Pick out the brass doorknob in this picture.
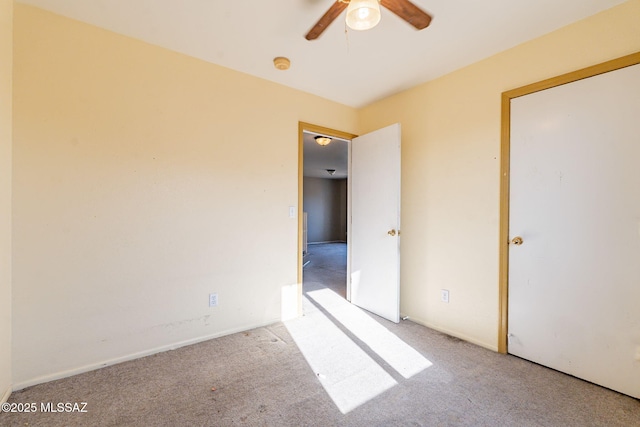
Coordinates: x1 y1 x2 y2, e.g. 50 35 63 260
388 229 397 236
511 236 523 245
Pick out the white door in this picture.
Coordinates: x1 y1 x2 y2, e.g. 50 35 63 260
350 123 401 323
508 63 640 398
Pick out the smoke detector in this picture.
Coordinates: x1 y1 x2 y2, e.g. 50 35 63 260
273 57 291 70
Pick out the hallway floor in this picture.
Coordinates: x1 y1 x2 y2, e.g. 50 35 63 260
303 242 347 299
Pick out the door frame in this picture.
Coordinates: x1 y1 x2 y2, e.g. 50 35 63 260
497 51 640 353
297 122 357 316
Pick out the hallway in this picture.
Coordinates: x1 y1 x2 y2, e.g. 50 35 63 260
303 242 347 299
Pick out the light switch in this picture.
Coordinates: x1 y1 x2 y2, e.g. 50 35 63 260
289 206 296 218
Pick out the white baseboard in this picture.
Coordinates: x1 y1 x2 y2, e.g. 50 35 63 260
406 315 498 352
308 240 346 245
1 384 11 404
13 319 280 391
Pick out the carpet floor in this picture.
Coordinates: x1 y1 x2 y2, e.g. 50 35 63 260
2 243 638 426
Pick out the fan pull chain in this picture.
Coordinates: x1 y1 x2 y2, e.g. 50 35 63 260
344 21 350 52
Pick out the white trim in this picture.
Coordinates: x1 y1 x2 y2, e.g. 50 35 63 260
1 385 11 404
346 137 352 302
13 319 280 391
408 315 498 352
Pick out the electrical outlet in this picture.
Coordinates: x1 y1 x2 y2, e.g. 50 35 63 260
209 293 218 307
441 289 450 303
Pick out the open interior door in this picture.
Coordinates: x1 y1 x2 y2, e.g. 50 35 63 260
350 123 401 323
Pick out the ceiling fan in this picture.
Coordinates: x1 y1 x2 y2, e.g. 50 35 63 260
305 0 432 41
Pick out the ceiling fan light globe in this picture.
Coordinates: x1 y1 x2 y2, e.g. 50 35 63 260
346 0 381 31
357 8 371 20
315 136 332 146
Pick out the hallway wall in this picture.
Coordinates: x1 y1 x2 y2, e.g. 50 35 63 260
303 178 347 243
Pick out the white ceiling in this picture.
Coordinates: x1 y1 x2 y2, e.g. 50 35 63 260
18 0 627 108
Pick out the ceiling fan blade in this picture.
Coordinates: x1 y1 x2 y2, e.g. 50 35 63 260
380 0 432 30
305 1 348 40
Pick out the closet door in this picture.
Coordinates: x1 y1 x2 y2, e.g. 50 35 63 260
508 63 640 398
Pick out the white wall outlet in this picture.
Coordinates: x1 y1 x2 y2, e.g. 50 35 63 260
209 293 218 307
289 206 296 218
441 289 450 303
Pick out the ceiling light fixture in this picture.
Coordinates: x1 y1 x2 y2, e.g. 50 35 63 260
315 136 332 146
345 0 382 31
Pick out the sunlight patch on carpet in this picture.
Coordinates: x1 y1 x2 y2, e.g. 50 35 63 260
307 288 433 379
285 289 434 413
285 295 397 414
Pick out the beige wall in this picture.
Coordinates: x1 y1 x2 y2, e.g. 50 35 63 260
0 0 13 402
359 0 640 350
303 178 347 243
12 4 358 387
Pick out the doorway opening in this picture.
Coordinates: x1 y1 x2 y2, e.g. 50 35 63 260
298 123 356 314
